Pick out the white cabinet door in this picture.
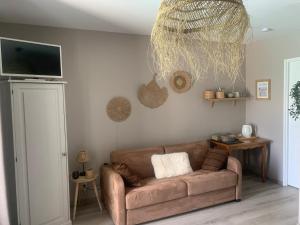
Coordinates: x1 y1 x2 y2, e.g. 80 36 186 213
12 83 70 225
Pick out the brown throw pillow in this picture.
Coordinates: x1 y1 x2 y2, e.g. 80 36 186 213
201 149 228 171
112 163 142 187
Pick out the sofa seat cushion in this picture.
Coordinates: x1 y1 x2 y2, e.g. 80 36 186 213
182 170 237 196
125 179 187 210
139 169 211 185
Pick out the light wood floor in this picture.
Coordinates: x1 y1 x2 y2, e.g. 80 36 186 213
73 176 299 225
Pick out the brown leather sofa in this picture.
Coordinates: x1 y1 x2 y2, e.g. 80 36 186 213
100 141 242 225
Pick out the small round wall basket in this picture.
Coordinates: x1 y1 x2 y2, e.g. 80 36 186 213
106 97 131 122
169 71 192 93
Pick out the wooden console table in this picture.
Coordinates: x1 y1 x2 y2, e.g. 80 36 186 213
209 138 271 182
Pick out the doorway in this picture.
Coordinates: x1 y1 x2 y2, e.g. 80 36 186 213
284 57 300 188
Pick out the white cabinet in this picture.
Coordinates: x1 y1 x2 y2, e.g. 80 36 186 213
1 80 71 225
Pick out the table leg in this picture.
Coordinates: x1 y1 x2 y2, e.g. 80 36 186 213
243 151 247 169
77 185 82 206
73 183 79 220
261 144 268 182
259 148 263 182
265 144 269 175
247 151 250 167
92 180 103 213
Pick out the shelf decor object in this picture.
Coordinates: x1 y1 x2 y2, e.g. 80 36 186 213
216 90 225 99
106 97 131 122
242 124 253 138
256 79 271 100
85 168 95 179
203 90 215 99
138 74 168 108
151 0 250 82
77 150 89 176
72 171 80 179
169 71 192 93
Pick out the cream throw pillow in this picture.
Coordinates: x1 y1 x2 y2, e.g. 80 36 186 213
151 152 193 179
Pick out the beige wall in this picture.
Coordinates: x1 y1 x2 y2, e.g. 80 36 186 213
0 22 246 195
246 34 300 183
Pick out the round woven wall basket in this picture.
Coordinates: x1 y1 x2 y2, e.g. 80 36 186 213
169 71 192 93
106 97 131 122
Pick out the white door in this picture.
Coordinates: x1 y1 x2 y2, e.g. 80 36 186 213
287 58 300 188
12 83 70 225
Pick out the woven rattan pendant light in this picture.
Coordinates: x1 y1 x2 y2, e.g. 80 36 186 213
151 0 250 82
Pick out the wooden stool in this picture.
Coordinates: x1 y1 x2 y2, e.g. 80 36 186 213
72 174 102 220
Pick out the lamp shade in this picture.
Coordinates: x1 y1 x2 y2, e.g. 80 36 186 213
151 0 250 82
77 150 89 163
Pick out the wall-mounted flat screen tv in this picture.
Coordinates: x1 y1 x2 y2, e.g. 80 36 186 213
0 37 63 78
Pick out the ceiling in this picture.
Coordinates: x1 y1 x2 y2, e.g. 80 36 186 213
0 0 300 41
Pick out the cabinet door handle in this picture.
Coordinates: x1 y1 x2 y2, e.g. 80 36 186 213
62 153 67 157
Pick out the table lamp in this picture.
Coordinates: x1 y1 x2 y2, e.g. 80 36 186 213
77 150 89 176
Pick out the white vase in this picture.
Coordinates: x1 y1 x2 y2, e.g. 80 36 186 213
242 124 252 138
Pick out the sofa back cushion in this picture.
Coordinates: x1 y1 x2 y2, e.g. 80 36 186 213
164 141 209 171
111 146 164 178
111 163 142 187
201 149 229 171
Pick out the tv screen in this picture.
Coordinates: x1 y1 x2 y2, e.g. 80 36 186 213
0 38 62 78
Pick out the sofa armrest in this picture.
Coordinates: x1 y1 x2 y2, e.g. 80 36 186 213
227 156 242 200
100 165 126 225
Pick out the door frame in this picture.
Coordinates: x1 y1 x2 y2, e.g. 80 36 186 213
283 57 300 186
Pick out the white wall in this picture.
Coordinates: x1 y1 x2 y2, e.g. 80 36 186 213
246 34 300 183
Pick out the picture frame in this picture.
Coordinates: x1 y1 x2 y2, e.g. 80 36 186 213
256 79 271 100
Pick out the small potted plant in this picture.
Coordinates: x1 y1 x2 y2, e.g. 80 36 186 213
289 81 300 120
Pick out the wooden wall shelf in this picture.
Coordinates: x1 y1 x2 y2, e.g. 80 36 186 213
205 97 248 107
